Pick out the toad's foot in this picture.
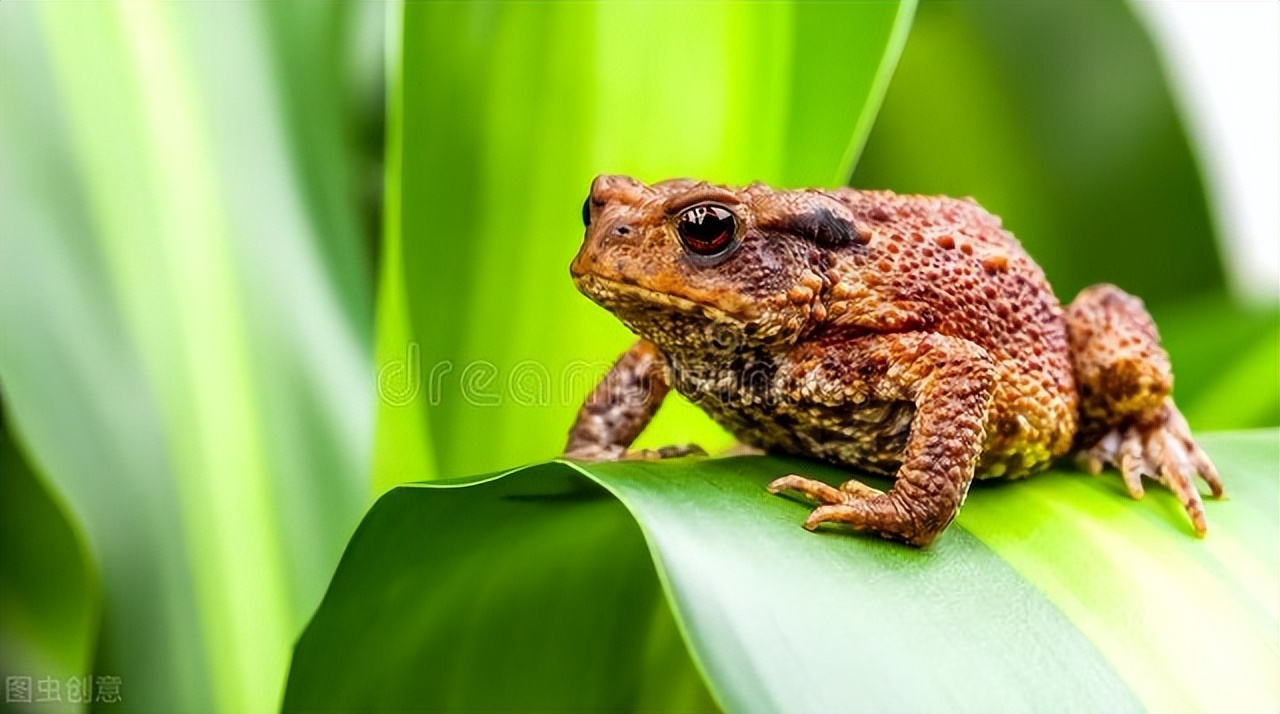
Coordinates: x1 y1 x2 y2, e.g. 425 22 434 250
565 443 705 462
766 475 887 530
764 333 994 547
1079 399 1223 537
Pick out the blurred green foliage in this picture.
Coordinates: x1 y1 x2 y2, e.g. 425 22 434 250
1153 295 1280 430
0 414 99 714
855 1 1223 304
0 3 377 711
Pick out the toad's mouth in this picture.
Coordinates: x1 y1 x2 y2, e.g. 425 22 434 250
573 274 758 324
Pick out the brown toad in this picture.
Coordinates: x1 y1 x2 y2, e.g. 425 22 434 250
565 175 1222 546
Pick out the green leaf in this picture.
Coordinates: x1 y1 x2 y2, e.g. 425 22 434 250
0 3 375 710
374 0 917 490
286 431 1277 712
0 410 100 709
285 465 718 713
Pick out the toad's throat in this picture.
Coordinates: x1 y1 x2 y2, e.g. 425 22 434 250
573 274 760 324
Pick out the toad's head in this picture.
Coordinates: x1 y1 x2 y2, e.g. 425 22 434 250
571 174 861 356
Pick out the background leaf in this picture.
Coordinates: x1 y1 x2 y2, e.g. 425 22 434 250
1151 295 1280 430
854 0 1222 304
286 431 1277 712
0 3 377 710
373 1 917 492
0 412 99 714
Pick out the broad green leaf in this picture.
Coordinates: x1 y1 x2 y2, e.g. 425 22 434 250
853 0 1224 308
286 431 1276 712
0 412 100 713
374 1 917 491
285 466 717 713
0 3 375 711
959 432 1278 713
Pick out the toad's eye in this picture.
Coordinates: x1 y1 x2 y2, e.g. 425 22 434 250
676 204 737 257
581 196 592 228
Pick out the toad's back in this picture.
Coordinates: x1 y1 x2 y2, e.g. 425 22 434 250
819 189 1078 477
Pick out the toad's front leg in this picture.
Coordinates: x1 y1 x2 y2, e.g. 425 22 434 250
769 334 996 546
565 340 703 461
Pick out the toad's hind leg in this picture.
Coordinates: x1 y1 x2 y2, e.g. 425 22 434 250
1066 284 1223 536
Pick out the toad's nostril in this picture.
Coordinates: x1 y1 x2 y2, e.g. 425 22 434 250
613 225 631 236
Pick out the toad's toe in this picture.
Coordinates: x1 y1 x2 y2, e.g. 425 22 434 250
1076 399 1221 537
767 474 845 505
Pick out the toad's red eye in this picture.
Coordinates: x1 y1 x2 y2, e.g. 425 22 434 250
676 204 737 257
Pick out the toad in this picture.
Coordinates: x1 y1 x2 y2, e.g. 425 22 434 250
565 175 1222 546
